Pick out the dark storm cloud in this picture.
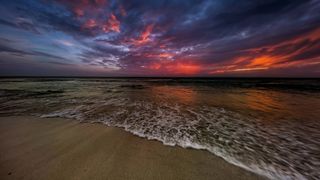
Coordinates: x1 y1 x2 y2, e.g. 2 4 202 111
0 44 33 56
0 0 319 76
0 18 40 34
0 41 67 60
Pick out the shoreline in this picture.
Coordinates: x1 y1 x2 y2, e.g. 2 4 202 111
0 116 264 180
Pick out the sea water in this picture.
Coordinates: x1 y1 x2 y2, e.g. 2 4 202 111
0 78 319 179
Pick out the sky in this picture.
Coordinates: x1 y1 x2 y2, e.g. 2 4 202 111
0 0 319 77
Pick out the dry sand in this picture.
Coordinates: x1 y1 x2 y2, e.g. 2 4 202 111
0 116 264 180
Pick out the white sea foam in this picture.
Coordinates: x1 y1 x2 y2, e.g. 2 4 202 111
38 98 318 180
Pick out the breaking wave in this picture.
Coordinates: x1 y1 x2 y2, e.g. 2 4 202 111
41 97 319 180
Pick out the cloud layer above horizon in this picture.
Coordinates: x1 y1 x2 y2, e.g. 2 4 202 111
0 0 319 77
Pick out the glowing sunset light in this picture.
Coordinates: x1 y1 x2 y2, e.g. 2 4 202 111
173 63 201 74
233 67 269 72
249 56 275 67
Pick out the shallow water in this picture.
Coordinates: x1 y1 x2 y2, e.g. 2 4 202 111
0 78 320 179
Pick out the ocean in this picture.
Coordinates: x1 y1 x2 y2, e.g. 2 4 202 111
0 78 319 179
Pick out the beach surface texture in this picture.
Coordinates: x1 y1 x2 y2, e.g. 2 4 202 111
0 116 263 180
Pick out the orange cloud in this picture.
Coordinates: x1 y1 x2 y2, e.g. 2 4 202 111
130 24 154 45
141 24 153 41
83 19 97 29
149 63 161 70
209 28 320 75
144 52 174 60
170 63 201 74
102 13 120 33
248 56 275 67
146 60 201 75
158 53 173 58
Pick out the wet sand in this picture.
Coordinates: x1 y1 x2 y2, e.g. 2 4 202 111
0 116 264 180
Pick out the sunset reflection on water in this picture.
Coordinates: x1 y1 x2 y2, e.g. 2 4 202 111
149 85 198 105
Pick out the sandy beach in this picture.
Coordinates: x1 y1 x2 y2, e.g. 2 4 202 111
0 116 263 180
